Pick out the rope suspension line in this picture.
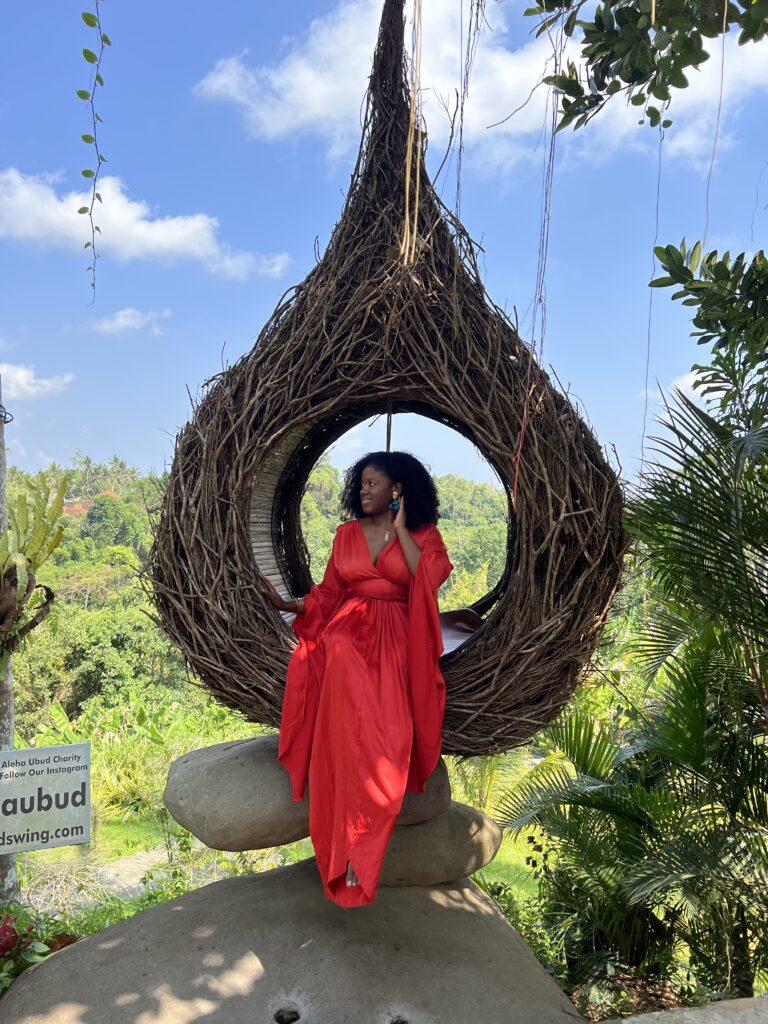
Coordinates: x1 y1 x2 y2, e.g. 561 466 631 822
400 0 423 265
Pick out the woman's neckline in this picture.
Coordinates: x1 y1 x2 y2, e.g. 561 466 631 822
354 517 397 569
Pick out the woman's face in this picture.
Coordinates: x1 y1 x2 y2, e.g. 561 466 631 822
359 464 397 516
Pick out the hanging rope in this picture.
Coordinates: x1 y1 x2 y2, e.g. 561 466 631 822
400 0 423 264
703 0 729 250
512 16 565 503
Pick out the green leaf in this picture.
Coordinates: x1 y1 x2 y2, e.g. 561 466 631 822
77 206 89 214
95 192 102 202
76 89 90 100
26 941 52 955
83 241 92 248
651 80 671 101
81 168 96 178
688 241 702 274
82 48 98 64
668 67 689 89
101 32 112 46
95 72 104 86
81 11 98 28
81 133 95 144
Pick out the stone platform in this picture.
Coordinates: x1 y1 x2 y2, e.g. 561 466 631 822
2 858 582 1024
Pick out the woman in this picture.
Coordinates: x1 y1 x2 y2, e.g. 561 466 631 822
259 451 453 908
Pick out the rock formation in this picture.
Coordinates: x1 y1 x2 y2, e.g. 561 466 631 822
162 735 501 889
1 738 587 1023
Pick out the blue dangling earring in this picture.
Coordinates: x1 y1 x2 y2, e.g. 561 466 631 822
388 489 400 512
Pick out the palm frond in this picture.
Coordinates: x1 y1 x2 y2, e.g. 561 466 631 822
628 388 768 648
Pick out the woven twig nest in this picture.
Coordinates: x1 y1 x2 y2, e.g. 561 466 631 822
146 0 625 757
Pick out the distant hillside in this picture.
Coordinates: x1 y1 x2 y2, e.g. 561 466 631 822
8 451 509 738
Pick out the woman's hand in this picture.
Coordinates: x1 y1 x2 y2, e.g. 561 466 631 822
393 493 423 577
257 570 292 612
394 490 406 531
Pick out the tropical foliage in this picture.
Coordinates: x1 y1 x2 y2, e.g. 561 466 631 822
522 0 768 132
0 475 67 671
493 245 768 1003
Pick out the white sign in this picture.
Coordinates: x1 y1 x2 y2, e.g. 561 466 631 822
0 743 91 854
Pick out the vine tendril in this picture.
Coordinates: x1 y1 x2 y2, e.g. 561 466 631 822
77 2 110 301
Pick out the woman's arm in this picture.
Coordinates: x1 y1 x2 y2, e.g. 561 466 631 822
259 525 347 614
394 519 453 585
392 493 426 578
258 573 301 612
394 523 422 578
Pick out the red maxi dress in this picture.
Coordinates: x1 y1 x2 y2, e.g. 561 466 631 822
277 518 453 907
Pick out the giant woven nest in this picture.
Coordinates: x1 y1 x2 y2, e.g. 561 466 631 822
146 0 626 757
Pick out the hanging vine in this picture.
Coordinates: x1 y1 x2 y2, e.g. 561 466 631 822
76 2 110 301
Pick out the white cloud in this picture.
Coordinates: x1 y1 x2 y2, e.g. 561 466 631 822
670 370 701 401
637 385 661 401
567 33 768 168
7 438 27 459
193 0 568 171
93 307 172 336
638 370 702 406
329 424 365 455
0 169 291 280
193 0 768 173
0 362 74 400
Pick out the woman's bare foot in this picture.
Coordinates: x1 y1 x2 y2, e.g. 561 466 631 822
346 861 360 887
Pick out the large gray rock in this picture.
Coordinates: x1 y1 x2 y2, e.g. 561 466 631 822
381 801 503 886
1 858 582 1024
163 735 451 851
629 1000 768 1022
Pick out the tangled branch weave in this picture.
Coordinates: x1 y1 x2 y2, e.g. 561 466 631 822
145 0 625 756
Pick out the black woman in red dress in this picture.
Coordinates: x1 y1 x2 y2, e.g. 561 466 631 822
259 451 453 908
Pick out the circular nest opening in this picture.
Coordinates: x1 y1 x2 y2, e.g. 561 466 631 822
268 401 512 619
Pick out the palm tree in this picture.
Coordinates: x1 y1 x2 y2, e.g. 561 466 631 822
494 386 768 998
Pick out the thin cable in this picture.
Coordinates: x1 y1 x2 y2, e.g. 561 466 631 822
702 0 728 249
513 17 564 501
750 158 768 246
457 0 464 214
401 0 423 264
456 1 483 217
641 121 666 472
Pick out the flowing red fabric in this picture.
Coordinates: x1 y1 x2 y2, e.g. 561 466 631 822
277 518 453 907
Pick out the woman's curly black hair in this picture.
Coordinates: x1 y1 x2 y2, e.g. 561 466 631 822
340 450 441 528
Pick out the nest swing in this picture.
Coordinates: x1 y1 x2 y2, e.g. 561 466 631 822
146 0 626 758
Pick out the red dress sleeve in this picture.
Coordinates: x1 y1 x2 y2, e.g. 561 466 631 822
405 524 454 794
278 525 347 801
292 526 347 644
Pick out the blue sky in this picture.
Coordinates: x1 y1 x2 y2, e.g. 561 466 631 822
1 0 766 488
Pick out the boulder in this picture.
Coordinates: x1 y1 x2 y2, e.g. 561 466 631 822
163 735 451 851
629 1000 768 1023
382 801 503 886
1 858 582 1024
